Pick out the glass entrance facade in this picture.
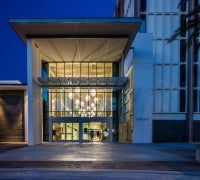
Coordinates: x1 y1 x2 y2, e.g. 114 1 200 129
42 62 119 142
48 88 112 118
52 121 110 142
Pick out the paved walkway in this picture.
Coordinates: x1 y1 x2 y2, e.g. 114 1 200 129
0 142 196 161
0 142 200 179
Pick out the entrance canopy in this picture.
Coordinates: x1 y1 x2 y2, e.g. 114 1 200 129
10 18 140 88
9 18 141 62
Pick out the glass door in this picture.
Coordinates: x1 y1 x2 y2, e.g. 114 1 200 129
52 122 65 141
52 122 79 141
82 122 109 142
66 123 79 141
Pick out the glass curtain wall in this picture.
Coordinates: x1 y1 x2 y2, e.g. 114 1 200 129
47 62 113 118
49 88 112 117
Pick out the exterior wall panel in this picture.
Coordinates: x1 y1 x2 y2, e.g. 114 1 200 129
0 91 25 142
153 120 187 142
121 0 200 143
194 121 200 141
133 33 153 143
27 40 43 145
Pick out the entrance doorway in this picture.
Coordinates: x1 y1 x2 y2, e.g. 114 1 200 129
52 122 79 141
82 122 109 142
51 118 111 143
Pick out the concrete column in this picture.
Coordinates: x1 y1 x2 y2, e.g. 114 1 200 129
27 40 43 145
132 33 153 143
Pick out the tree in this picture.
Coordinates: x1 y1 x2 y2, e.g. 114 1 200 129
168 0 198 142
168 1 200 49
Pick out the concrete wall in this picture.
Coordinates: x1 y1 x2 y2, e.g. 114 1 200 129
0 90 25 142
122 49 134 141
27 40 43 145
132 33 153 143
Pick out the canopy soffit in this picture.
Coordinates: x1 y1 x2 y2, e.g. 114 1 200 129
9 18 141 62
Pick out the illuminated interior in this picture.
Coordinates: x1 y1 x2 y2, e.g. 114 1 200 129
49 62 112 77
49 88 112 118
42 62 117 142
46 62 113 118
52 122 109 142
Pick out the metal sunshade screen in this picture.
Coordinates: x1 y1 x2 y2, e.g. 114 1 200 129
37 77 128 88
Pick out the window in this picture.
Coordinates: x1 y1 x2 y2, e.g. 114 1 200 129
179 89 186 112
180 64 186 87
57 63 64 77
194 64 198 87
180 40 186 62
140 0 146 12
180 15 186 37
180 0 187 12
73 63 80 77
65 63 72 77
44 62 115 117
193 89 197 112
81 63 88 77
89 63 97 77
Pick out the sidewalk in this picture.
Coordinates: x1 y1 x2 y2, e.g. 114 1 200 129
0 142 200 179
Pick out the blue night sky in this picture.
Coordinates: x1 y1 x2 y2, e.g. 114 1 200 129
0 0 116 83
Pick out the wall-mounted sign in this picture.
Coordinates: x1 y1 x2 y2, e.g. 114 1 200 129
136 117 149 121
